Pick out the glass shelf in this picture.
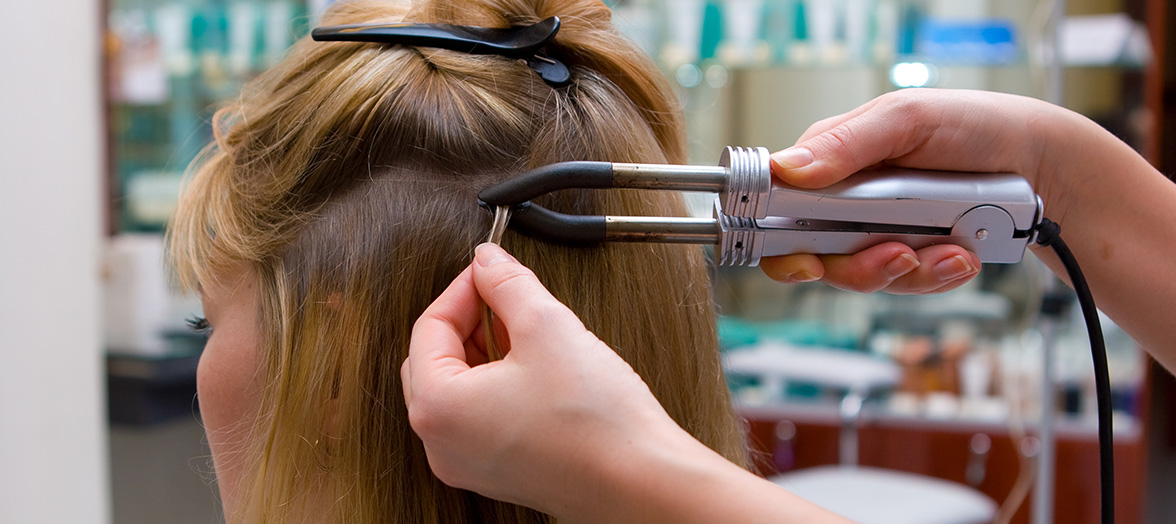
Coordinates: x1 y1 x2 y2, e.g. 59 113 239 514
106 0 311 232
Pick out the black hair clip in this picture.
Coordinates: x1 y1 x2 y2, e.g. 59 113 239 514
311 16 571 87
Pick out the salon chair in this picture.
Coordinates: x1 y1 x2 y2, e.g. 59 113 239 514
724 343 997 524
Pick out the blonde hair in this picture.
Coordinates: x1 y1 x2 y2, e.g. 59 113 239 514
169 1 746 523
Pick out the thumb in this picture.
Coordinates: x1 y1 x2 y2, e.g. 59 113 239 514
770 93 930 189
470 243 587 348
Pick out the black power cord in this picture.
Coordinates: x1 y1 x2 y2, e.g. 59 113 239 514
1034 218 1113 524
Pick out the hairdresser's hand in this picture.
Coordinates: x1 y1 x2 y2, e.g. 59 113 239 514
760 88 1080 294
402 244 696 520
406 244 857 524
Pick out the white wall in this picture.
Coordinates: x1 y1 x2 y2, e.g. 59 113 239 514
0 0 109 521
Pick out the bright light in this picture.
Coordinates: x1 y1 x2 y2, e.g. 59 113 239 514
675 64 702 88
889 62 936 88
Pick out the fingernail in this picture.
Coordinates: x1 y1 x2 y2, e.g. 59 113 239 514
475 243 514 267
786 271 821 283
883 253 920 280
771 147 814 170
934 255 977 281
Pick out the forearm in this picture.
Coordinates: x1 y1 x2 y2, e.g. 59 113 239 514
567 424 851 524
1028 108 1176 367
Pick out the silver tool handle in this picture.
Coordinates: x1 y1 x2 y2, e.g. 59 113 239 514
718 205 1038 266
761 167 1042 231
716 167 1044 266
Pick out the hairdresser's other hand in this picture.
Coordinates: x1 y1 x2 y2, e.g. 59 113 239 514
763 87 1176 368
402 244 694 520
759 88 1073 294
406 244 857 524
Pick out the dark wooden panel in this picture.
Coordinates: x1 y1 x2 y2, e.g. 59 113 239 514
744 414 1144 524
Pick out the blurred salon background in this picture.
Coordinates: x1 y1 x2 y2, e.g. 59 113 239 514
3 0 1176 523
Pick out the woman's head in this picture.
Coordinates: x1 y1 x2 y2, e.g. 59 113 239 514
170 1 745 522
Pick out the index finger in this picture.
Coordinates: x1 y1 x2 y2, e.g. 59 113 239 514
403 265 480 401
770 91 936 189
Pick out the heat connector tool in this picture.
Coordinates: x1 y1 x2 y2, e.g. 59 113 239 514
477 146 1043 267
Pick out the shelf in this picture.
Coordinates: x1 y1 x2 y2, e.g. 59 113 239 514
736 400 1142 440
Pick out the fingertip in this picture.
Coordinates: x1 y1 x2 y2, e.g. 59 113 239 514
471 247 539 295
474 242 517 267
882 252 921 280
772 159 864 192
471 244 545 308
931 253 980 282
884 245 981 294
760 254 825 283
833 242 919 280
470 248 575 333
770 147 814 171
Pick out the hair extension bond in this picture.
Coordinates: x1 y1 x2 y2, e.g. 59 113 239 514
482 206 512 361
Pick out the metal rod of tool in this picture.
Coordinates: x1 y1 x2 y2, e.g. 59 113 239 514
506 203 722 245
611 164 728 192
605 217 720 243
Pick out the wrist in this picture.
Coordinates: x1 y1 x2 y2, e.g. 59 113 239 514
554 414 705 523
570 416 850 524
597 424 736 524
533 407 729 524
1020 102 1123 225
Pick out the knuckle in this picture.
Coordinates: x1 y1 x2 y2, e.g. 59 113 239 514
399 358 412 384
485 264 539 300
516 296 572 330
818 124 862 167
405 401 435 439
411 310 437 333
881 88 930 112
411 306 451 338
830 261 884 293
427 462 465 489
405 391 451 440
801 114 842 139
878 91 940 149
405 399 428 430
484 268 575 325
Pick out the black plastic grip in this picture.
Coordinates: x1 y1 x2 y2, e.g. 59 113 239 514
507 203 607 244
478 161 615 206
311 17 561 58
